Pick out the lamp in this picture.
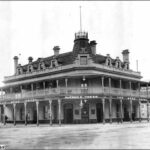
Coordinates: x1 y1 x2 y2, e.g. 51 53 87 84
83 76 86 81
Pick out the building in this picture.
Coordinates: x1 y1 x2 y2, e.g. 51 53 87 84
0 31 150 126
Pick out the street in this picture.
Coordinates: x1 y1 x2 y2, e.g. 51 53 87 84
0 122 150 149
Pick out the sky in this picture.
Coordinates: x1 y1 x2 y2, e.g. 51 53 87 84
0 1 150 86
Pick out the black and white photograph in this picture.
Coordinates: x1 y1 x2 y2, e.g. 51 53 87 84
0 1 150 149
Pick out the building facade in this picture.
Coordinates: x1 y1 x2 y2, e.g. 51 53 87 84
0 31 150 126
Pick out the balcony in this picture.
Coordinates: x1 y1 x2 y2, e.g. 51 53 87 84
0 87 149 102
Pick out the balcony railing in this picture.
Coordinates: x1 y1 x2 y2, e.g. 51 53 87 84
0 87 149 101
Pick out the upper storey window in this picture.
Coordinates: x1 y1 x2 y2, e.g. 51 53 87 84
50 59 58 68
105 54 112 66
16 64 23 75
18 68 21 75
38 62 45 70
80 56 87 65
124 62 129 70
28 65 33 73
115 57 122 69
17 67 22 75
52 60 55 67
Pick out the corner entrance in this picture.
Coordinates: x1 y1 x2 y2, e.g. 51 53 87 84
81 102 89 123
64 103 73 124
96 103 103 123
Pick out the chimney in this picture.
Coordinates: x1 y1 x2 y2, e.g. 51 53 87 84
107 54 110 57
116 56 119 60
28 56 33 63
90 40 97 55
13 56 19 74
53 46 60 56
122 49 129 63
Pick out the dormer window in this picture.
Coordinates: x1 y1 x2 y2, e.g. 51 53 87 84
39 62 45 70
80 56 87 65
17 64 23 75
28 65 33 73
124 62 129 70
106 54 112 66
107 59 111 66
52 60 55 67
39 63 43 70
17 68 22 75
29 66 32 72
115 57 122 69
18 69 21 75
51 59 58 68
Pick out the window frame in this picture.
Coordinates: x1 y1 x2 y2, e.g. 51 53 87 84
80 56 88 65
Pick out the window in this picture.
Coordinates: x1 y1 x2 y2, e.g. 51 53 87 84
39 63 43 70
116 61 121 68
106 58 112 66
127 64 129 70
124 63 129 70
18 68 21 75
81 83 87 88
43 106 48 119
108 59 111 66
51 60 56 68
91 109 95 115
28 66 32 72
75 109 79 115
80 56 87 65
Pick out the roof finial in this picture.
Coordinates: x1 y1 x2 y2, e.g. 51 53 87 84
80 6 82 32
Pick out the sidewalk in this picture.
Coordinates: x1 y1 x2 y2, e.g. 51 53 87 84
0 120 149 128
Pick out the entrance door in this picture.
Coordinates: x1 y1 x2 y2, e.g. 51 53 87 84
33 109 37 123
81 102 89 123
64 103 73 124
0 106 3 122
20 107 24 121
123 106 130 121
132 105 136 121
53 104 57 123
96 103 103 123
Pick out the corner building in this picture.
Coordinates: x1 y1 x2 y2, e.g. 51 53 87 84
0 31 150 126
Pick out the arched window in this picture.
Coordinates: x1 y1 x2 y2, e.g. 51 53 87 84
115 61 121 69
106 58 112 66
105 54 112 66
51 60 55 68
28 65 33 73
39 62 45 70
17 67 23 75
18 68 21 75
108 59 111 66
124 63 129 70
51 59 58 68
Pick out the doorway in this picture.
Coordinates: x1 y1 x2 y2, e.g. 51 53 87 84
123 106 130 121
96 103 103 123
81 102 89 123
64 103 73 124
20 107 24 121
132 105 136 121
33 109 37 123
53 104 58 123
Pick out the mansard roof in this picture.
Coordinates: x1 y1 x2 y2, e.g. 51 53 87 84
17 31 129 72
92 54 106 64
20 51 126 71
21 52 75 71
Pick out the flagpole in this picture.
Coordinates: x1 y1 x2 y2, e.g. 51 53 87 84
80 6 82 32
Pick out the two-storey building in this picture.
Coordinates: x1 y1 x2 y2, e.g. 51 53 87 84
0 31 149 126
